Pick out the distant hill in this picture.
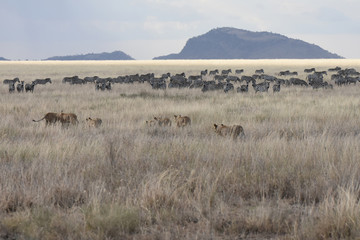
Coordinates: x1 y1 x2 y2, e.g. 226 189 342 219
0 57 9 61
154 27 343 59
45 51 134 60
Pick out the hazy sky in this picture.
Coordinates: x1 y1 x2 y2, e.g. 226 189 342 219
1 0 360 60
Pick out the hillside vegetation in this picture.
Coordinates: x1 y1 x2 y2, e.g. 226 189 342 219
0 60 360 239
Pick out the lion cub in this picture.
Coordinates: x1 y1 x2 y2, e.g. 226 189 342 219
145 119 156 127
86 117 102 128
213 124 245 140
174 115 191 127
153 116 172 127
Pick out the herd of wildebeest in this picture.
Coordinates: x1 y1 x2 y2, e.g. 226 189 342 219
3 65 360 139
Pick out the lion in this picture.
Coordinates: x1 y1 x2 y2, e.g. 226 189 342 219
86 117 102 128
174 115 191 127
213 124 245 140
154 116 172 127
33 112 62 126
59 112 79 127
145 119 156 127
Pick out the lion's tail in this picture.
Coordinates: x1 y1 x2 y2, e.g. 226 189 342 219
32 116 45 122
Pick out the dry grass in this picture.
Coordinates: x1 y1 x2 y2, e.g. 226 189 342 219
0 59 360 239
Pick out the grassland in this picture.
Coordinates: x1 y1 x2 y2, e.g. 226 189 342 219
1 59 360 239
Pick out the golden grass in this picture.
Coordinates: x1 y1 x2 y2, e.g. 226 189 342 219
0 59 360 239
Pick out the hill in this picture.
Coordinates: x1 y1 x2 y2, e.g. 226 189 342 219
0 57 9 61
45 50 134 60
154 27 343 59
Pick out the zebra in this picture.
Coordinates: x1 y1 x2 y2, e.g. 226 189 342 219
328 66 341 72
253 81 269 93
25 82 35 92
16 81 24 92
3 77 19 85
304 68 316 73
241 76 255 84
8 83 15 93
33 78 52 85
272 84 281 93
209 69 219 75
201 69 208 75
289 78 308 87
149 77 167 90
224 82 234 93
236 84 248 93
221 69 232 75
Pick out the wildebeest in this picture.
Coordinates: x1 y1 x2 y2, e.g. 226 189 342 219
16 81 24 92
235 69 244 74
255 69 264 74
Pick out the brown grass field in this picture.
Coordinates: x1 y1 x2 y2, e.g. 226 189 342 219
1 59 360 239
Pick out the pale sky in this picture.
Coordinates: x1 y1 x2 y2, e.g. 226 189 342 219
1 0 360 60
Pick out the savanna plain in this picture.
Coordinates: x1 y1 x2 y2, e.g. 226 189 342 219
1 59 360 239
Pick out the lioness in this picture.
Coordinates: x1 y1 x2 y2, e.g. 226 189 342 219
154 117 172 127
86 117 102 128
59 112 79 127
33 112 61 126
174 115 191 127
213 124 245 140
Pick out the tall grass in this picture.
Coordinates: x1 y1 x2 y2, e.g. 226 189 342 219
0 60 360 239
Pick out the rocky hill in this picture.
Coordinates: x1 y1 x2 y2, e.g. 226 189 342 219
154 27 342 59
45 51 134 60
